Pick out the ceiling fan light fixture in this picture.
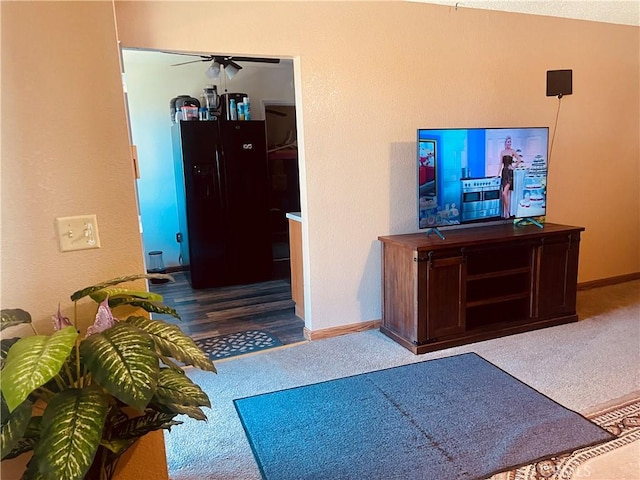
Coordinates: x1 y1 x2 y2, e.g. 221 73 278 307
206 60 221 79
224 63 240 79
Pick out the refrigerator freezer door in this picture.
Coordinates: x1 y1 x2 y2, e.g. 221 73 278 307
173 121 232 288
219 120 273 284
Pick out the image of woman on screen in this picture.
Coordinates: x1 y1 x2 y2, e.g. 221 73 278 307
498 136 523 218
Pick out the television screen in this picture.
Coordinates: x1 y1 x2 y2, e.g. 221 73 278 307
417 127 549 230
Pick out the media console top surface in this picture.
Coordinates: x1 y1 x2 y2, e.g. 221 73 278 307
378 223 584 251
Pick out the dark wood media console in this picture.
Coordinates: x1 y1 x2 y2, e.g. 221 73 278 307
378 223 584 354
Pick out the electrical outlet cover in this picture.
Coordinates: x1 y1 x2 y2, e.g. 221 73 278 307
55 215 101 252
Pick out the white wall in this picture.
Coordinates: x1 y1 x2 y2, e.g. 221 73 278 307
123 51 295 267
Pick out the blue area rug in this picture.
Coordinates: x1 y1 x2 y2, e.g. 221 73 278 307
234 353 615 480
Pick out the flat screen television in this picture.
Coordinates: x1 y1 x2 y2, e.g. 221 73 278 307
417 127 549 232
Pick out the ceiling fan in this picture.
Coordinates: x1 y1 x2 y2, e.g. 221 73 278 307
168 52 281 79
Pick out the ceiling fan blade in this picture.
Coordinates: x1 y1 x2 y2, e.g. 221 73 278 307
230 56 280 64
167 53 215 66
171 59 211 66
225 60 243 70
167 51 207 57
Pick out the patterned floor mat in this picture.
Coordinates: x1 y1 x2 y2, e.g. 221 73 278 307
194 330 283 360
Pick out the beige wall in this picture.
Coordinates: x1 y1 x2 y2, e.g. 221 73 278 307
114 1 639 331
1 0 143 328
1 3 638 477
1 2 167 479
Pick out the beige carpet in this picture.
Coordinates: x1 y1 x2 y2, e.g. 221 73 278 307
165 280 640 479
490 391 640 480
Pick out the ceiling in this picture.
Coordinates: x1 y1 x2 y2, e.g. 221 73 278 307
415 0 639 26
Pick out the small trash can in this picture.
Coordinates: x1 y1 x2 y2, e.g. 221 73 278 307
147 250 169 284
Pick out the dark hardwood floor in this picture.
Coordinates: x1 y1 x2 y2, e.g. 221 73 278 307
149 271 306 346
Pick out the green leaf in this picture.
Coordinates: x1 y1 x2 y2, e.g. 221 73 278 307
34 387 109 480
1 327 78 412
89 288 163 304
152 368 210 420
108 410 181 445
1 397 32 459
1 308 32 332
126 300 181 320
1 337 20 370
163 404 208 421
106 299 181 320
125 316 215 372
70 274 173 302
3 394 41 457
80 323 159 412
100 438 137 456
2 415 41 460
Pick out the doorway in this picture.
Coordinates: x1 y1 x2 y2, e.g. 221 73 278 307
121 49 305 356
264 102 299 279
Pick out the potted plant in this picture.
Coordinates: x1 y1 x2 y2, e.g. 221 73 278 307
0 274 216 480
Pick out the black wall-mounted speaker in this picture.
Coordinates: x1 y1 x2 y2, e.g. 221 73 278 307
546 69 573 97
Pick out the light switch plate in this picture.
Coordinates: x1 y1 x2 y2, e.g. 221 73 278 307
55 215 101 252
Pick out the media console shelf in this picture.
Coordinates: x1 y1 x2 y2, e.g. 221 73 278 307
378 223 584 354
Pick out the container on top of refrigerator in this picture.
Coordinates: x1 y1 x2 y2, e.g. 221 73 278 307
229 99 238 120
200 85 219 120
243 96 251 120
171 96 200 122
170 95 190 123
181 105 199 121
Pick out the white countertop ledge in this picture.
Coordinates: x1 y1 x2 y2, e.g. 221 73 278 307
286 212 302 222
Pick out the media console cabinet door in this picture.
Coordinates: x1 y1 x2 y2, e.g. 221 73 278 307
419 253 466 339
380 243 420 345
534 232 581 319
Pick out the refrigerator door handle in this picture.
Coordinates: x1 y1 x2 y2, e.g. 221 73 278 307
214 148 227 211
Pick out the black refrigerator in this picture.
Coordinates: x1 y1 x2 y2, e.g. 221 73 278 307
172 120 273 288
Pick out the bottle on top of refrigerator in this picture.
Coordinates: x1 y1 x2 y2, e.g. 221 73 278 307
229 99 237 120
200 85 218 120
237 102 245 121
243 96 251 120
